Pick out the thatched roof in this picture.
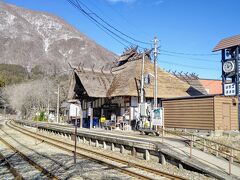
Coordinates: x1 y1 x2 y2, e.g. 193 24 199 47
108 58 190 98
73 70 114 98
68 51 190 99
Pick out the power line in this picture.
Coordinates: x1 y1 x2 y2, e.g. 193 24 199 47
159 59 219 71
67 0 150 49
69 0 136 46
77 0 151 45
161 53 220 62
161 49 220 56
66 0 127 48
68 0 221 59
102 0 153 39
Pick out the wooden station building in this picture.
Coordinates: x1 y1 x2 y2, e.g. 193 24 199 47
68 48 191 128
68 47 239 131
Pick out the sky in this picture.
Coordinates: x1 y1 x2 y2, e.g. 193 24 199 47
4 0 240 79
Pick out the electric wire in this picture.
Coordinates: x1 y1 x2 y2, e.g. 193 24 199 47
102 0 153 38
161 53 220 62
67 0 222 71
159 60 219 71
77 0 152 45
67 0 128 47
67 0 149 49
161 49 220 56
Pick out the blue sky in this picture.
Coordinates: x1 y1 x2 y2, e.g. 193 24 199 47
4 0 240 79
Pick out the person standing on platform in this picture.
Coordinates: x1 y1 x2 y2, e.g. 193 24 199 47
100 115 106 128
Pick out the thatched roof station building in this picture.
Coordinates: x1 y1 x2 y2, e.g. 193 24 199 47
68 47 203 129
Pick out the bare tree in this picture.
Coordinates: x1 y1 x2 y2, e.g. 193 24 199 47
2 77 68 119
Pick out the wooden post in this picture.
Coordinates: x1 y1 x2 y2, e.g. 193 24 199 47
215 144 219 157
203 139 207 152
230 149 233 163
190 135 193 158
229 149 232 175
162 108 165 143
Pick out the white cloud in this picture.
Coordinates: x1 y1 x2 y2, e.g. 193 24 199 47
106 0 136 3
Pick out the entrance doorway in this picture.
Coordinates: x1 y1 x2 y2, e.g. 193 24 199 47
222 103 231 130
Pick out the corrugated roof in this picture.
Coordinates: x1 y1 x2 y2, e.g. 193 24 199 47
175 76 208 96
213 34 240 52
199 79 222 95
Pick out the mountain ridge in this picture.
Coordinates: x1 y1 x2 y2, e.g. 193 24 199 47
0 1 117 74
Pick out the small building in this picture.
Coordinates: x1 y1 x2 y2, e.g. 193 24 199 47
162 95 239 131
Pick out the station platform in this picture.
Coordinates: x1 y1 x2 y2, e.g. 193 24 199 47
15 120 240 179
77 127 240 178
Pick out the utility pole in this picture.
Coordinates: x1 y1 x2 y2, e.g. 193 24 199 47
140 52 145 103
47 83 50 122
56 84 60 123
153 37 159 109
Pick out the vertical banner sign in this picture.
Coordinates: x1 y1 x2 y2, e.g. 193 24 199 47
152 108 163 126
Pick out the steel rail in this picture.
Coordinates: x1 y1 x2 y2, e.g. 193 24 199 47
0 150 24 180
9 120 186 180
0 130 59 180
7 121 152 180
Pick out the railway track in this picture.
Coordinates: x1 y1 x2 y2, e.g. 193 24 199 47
0 131 59 180
0 146 24 180
9 120 186 180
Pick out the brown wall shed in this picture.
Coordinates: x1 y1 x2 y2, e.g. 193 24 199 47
162 95 239 131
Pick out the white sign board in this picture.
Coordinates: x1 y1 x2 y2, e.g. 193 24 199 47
139 103 151 117
224 83 236 96
69 104 80 117
152 108 164 126
88 107 93 116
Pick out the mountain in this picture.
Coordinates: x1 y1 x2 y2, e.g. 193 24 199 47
0 2 116 74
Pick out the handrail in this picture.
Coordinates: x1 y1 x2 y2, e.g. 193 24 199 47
156 127 239 175
162 128 240 152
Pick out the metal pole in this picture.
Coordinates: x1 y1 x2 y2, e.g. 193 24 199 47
162 107 165 142
140 52 145 103
235 46 239 96
140 52 145 129
56 84 60 123
47 87 50 122
74 107 77 164
229 149 233 175
153 37 159 109
79 103 83 128
221 49 225 95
